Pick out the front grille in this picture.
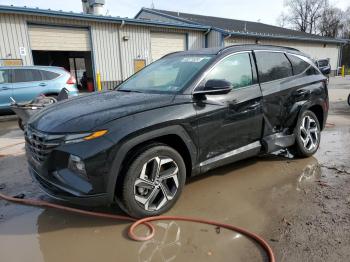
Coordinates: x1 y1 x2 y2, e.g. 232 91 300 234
25 126 65 163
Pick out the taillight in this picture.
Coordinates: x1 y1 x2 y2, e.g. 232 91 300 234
66 75 76 85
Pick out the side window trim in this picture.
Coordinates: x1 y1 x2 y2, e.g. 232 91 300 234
192 51 254 93
249 53 258 85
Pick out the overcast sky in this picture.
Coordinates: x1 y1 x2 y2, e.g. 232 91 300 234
0 0 348 25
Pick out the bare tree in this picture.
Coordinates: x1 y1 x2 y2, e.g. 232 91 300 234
276 12 288 28
282 0 327 34
340 7 350 38
318 6 343 37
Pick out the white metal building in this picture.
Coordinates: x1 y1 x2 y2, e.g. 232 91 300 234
0 4 347 91
0 5 208 91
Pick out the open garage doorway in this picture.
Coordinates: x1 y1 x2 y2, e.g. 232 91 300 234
32 51 94 92
29 25 95 92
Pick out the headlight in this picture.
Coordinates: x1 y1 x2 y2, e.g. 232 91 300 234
64 130 108 144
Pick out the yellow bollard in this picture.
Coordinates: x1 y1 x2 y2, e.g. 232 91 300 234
341 65 345 77
97 72 102 92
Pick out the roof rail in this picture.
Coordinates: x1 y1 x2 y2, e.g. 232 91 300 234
217 44 300 54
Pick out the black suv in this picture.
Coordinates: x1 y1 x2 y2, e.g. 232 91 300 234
26 45 328 217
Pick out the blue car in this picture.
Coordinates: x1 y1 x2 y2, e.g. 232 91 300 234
0 66 79 112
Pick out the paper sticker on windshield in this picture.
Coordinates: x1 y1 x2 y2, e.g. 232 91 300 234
181 57 209 63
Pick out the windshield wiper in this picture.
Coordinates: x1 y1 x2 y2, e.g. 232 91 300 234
117 89 143 93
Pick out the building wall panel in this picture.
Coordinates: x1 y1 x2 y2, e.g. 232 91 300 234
119 25 151 79
188 30 205 49
207 30 222 47
224 37 256 46
90 21 122 82
0 14 32 65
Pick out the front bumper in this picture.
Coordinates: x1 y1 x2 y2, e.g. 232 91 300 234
29 165 110 206
25 126 116 207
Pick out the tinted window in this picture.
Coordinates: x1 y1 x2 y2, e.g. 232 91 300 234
287 54 311 75
0 70 9 84
203 53 253 89
13 69 42 83
255 52 293 83
40 70 60 80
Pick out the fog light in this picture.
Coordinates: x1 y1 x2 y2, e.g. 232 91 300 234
68 155 87 178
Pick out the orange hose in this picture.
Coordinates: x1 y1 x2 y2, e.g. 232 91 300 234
0 192 275 262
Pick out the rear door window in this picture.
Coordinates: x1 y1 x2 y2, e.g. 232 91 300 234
255 52 293 83
40 70 60 81
13 69 42 83
286 54 311 75
0 70 10 84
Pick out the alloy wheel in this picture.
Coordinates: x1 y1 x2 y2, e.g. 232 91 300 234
299 115 319 151
134 156 179 211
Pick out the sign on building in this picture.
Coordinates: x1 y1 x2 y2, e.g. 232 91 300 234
0 59 23 66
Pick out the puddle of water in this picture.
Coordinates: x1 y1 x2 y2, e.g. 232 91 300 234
0 155 321 262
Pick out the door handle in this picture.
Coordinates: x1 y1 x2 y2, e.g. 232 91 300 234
39 83 47 87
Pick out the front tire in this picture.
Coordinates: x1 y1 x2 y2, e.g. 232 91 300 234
121 144 186 218
292 110 321 158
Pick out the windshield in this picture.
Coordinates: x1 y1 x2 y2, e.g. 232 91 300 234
117 55 213 93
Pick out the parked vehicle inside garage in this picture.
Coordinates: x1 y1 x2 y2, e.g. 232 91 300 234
0 66 79 113
25 45 328 218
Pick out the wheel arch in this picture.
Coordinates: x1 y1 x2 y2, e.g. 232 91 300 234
288 100 326 131
43 92 59 97
107 125 197 202
307 104 324 129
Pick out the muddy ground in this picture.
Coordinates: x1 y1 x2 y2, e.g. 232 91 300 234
0 77 349 262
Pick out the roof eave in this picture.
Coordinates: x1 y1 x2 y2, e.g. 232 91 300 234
215 28 347 44
137 8 201 25
0 5 210 31
138 8 347 45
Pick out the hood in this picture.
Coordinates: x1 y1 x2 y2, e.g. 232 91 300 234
28 91 175 133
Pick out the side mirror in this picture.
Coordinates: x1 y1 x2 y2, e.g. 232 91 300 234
319 67 330 75
193 79 232 96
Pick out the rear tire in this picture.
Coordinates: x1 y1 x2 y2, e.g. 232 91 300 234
348 94 350 106
121 144 186 218
292 110 321 158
